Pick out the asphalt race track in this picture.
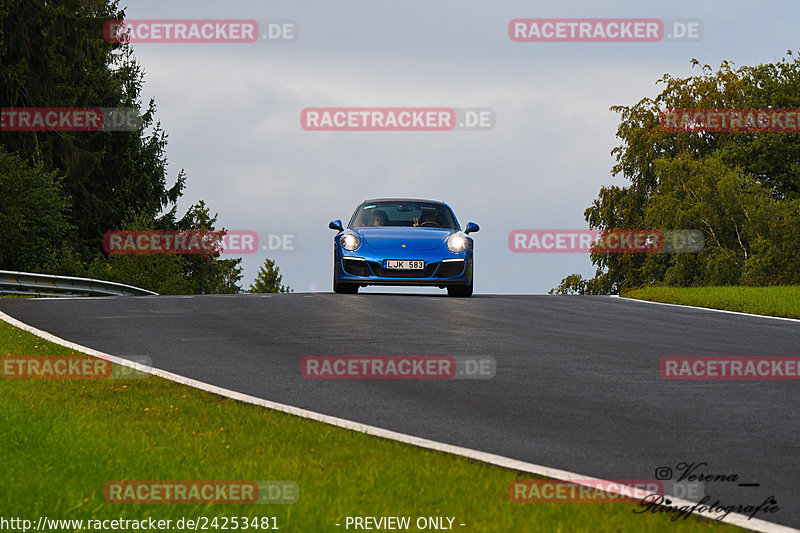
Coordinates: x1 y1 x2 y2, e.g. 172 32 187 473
2 294 799 529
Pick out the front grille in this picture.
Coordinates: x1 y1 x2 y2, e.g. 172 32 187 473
343 258 370 276
423 263 439 277
367 261 384 277
436 260 465 277
382 268 425 278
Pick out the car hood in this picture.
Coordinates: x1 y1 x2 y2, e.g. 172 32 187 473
356 227 452 251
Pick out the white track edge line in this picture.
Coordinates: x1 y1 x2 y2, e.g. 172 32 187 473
0 310 795 533
612 295 800 323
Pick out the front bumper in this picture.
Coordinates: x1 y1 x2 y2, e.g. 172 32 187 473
334 255 472 287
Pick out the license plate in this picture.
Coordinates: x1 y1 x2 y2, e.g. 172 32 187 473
385 260 424 270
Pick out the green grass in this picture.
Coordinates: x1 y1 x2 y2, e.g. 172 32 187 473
622 286 800 319
0 320 746 532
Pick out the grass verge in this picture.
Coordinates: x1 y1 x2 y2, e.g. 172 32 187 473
622 286 800 319
0 318 746 532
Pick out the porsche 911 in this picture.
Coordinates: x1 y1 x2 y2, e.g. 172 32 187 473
329 199 479 297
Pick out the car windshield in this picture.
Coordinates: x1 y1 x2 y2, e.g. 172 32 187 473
351 202 458 230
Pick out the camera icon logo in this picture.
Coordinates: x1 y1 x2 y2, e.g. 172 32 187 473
655 467 673 480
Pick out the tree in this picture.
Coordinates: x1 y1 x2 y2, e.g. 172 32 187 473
86 202 244 295
177 201 243 295
0 0 184 258
249 259 291 293
0 147 72 271
85 211 192 294
555 51 800 293
0 0 246 294
548 274 590 295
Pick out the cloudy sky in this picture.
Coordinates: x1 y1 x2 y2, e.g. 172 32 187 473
121 0 799 294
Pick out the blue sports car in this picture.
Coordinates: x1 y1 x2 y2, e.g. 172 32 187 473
329 199 479 297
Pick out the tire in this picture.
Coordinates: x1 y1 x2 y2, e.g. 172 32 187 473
447 279 473 297
333 281 359 294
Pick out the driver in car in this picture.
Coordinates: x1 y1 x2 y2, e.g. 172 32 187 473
413 209 439 227
370 210 389 226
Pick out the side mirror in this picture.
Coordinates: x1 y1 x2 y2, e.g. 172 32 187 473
329 219 344 231
465 222 480 234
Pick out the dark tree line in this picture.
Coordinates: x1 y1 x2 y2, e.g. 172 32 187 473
0 0 243 293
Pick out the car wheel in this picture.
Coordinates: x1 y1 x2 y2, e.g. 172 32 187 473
447 280 473 297
333 281 359 294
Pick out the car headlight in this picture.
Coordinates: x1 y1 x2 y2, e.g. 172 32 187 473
447 233 468 253
341 233 361 251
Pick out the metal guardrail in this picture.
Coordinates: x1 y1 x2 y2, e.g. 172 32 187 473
0 270 158 297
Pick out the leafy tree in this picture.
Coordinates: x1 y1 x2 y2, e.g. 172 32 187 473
249 259 291 293
556 52 800 293
176 201 243 295
548 274 590 295
0 147 72 271
85 211 192 294
86 202 244 295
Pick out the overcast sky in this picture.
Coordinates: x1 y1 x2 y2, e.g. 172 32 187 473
121 0 800 294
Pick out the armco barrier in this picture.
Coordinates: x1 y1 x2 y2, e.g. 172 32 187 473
0 270 157 297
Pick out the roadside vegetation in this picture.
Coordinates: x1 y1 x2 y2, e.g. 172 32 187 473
622 286 800 319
